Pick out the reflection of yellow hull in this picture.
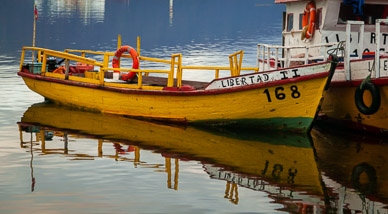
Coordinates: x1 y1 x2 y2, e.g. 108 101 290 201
21 103 323 195
320 84 388 133
21 71 330 132
311 128 388 200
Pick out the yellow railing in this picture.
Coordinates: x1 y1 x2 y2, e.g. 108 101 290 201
229 50 244 76
20 37 259 90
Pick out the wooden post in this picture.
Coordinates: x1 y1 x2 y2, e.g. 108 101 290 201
166 158 172 189
117 34 121 68
32 2 37 63
98 139 103 157
64 59 70 80
174 159 179 190
40 128 46 153
229 57 234 76
376 20 381 78
261 46 265 71
64 133 68 154
275 48 279 70
238 51 243 75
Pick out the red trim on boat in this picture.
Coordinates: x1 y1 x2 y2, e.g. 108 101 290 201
316 114 388 136
329 77 388 87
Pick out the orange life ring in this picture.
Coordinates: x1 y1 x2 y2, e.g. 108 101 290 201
302 1 316 39
112 46 139 80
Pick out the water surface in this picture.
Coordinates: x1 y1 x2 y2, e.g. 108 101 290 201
1 0 388 213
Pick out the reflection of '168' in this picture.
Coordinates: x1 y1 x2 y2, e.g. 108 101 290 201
263 85 301 102
262 160 298 184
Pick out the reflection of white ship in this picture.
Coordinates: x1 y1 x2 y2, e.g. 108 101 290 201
169 0 173 26
322 174 388 214
311 128 388 213
35 0 105 24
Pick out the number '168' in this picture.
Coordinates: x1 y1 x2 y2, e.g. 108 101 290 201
263 85 300 102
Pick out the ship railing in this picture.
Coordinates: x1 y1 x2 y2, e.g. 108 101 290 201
20 45 258 90
375 19 388 78
65 49 258 86
181 50 258 80
257 43 338 72
344 20 365 81
20 47 174 89
20 46 104 81
21 46 181 89
65 36 258 87
344 19 388 80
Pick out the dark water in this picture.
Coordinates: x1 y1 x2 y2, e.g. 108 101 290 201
1 0 388 213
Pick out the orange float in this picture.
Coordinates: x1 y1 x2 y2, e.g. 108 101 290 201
302 1 316 39
112 46 139 80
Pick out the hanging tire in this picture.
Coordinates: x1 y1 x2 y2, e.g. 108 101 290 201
351 163 377 194
354 82 381 115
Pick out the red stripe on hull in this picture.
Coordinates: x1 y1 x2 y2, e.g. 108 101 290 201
329 77 388 87
316 114 388 136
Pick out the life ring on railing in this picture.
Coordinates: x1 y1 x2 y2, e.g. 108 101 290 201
112 45 139 80
301 1 316 40
354 81 381 115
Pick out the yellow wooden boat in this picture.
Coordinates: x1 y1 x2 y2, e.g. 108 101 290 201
18 37 338 133
18 102 325 205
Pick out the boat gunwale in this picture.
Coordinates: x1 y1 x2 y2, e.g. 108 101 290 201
18 62 333 96
329 77 388 87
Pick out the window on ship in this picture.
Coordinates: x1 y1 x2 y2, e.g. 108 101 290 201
338 3 388 25
287 13 294 31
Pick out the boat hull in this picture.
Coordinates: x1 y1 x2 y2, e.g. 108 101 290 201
319 79 388 134
20 73 329 132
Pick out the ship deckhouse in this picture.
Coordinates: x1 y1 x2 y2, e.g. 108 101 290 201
277 0 388 56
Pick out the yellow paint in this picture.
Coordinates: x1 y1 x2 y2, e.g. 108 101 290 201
229 50 244 76
22 74 329 123
104 82 164 90
117 34 121 49
69 75 100 84
44 72 66 79
320 85 388 130
84 70 99 80
21 103 323 195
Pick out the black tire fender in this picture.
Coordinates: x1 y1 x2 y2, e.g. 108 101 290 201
354 82 381 115
351 162 377 194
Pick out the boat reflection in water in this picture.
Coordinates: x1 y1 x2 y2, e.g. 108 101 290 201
19 102 324 212
311 128 388 213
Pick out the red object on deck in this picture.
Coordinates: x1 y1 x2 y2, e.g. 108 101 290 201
75 62 94 73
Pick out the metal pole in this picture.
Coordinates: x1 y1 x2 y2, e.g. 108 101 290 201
32 2 37 64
